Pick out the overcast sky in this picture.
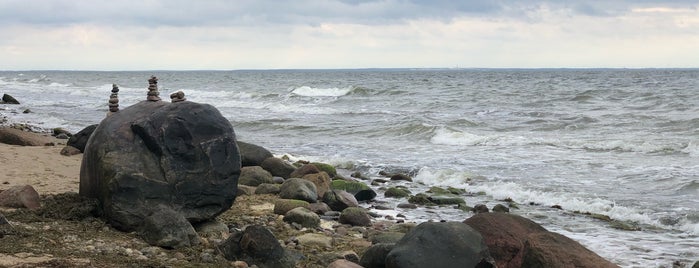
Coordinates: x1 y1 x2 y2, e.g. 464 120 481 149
1 0 698 70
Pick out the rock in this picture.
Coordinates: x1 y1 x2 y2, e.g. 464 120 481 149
60 145 82 156
194 220 230 239
384 187 411 198
303 172 331 198
407 193 434 205
463 213 549 268
522 232 619 268
473 204 490 213
693 261 698 268
52 128 72 137
218 225 297 268
327 259 363 268
322 189 359 212
360 243 394 268
260 157 296 179
385 222 495 268
0 128 52 146
284 207 321 228
0 185 41 210
79 100 240 232
330 180 377 201
492 204 510 213
279 178 318 203
396 203 417 209
139 205 200 248
237 185 256 196
22 109 31 113
290 164 321 178
239 166 274 186
339 207 372 226
66 124 97 153
308 202 331 215
296 233 332 248
237 141 273 167
370 232 405 244
2 94 20 104
273 199 310 215
390 173 412 182
310 162 337 178
255 183 281 195
428 195 465 205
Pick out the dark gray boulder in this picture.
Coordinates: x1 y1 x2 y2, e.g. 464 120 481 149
338 207 372 226
1 94 19 104
260 157 296 179
218 225 298 268
139 205 199 248
385 221 495 268
79 100 240 232
239 166 274 186
322 189 359 212
67 124 98 152
238 141 273 167
279 178 318 203
360 243 395 268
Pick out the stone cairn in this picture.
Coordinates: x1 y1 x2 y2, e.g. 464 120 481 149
170 90 187 103
108 84 119 113
146 76 161 101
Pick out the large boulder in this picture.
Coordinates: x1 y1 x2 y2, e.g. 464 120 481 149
218 225 298 268
79 100 241 232
1 94 20 104
260 157 296 179
0 128 52 146
522 232 619 268
385 221 495 268
67 124 98 152
279 178 318 203
237 141 273 167
463 213 547 268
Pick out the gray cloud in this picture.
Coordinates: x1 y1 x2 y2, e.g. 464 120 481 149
0 0 697 27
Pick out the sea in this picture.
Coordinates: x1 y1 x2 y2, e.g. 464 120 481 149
1 69 697 267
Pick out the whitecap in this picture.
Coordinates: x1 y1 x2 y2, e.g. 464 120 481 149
290 86 352 97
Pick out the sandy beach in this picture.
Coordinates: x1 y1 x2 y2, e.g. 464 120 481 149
0 142 81 195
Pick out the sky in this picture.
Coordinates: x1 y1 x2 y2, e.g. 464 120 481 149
0 0 698 70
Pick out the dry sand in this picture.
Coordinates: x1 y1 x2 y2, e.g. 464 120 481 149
0 142 81 195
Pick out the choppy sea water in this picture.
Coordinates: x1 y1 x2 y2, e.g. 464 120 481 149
1 69 697 267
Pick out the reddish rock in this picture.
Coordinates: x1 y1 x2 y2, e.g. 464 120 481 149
0 185 41 210
60 145 82 156
302 172 331 198
522 232 619 268
327 259 363 268
463 213 548 268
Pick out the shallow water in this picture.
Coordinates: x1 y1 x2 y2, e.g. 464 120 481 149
1 69 698 267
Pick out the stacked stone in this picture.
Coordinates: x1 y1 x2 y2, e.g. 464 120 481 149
170 90 187 103
108 84 119 113
146 76 161 101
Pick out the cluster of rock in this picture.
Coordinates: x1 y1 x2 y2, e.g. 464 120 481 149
146 76 161 101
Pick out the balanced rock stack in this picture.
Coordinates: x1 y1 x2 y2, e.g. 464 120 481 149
108 84 119 113
146 76 161 101
170 90 186 103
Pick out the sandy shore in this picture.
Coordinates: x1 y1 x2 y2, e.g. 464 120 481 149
0 142 81 195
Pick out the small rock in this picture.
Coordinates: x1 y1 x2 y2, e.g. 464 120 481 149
472 204 489 214
339 207 372 226
0 185 41 210
60 146 82 156
327 259 363 268
273 199 310 215
295 233 333 248
283 207 321 228
22 109 31 114
232 261 249 268
492 204 510 213
2 94 20 104
390 173 412 182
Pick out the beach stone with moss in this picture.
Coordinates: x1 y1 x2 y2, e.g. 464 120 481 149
322 189 359 212
79 99 241 235
239 166 274 186
339 207 372 226
273 199 310 215
290 164 321 178
330 180 377 201
260 157 296 179
310 162 337 178
283 207 320 228
384 187 411 198
279 178 318 203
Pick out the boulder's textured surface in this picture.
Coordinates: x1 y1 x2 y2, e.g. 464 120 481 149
218 225 297 268
139 205 200 248
1 94 20 104
260 157 296 179
522 232 619 268
0 185 41 210
239 166 274 186
0 128 52 146
80 100 240 232
237 141 273 167
279 178 318 203
385 221 495 268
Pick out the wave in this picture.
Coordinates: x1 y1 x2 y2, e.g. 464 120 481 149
290 86 354 97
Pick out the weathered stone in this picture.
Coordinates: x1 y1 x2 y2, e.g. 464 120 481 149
330 180 377 201
254 183 281 195
384 187 411 198
463 212 549 268
67 124 97 152
237 185 256 196
492 204 510 213
339 207 372 226
389 173 412 182
0 185 41 210
309 162 337 178
273 199 310 215
218 225 297 268
283 207 320 228
0 128 52 146
360 243 394 268
260 157 296 179
279 178 318 203
139 205 199 248
429 195 465 205
385 222 495 268
289 164 321 178
522 232 619 268
370 232 405 244
473 204 490 214
2 94 20 104
303 172 331 198
327 259 363 268
296 233 332 248
194 220 230 239
322 189 359 212
308 202 331 215
239 166 274 186
60 145 81 156
237 141 273 167
79 100 240 232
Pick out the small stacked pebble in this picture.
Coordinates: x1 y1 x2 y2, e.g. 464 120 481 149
108 84 119 113
146 76 161 101
170 90 186 103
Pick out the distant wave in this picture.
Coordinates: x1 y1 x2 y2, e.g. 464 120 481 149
289 85 373 97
